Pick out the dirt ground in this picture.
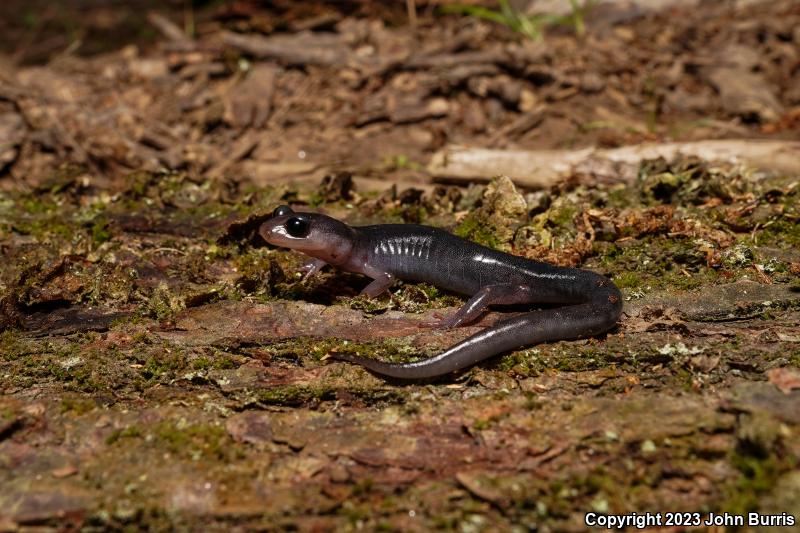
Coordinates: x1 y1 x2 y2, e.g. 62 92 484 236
1 0 799 530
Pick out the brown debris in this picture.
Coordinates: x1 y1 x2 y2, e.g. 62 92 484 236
222 64 278 129
0 1 796 193
225 411 273 446
455 471 509 507
206 131 260 180
766 367 800 395
0 111 24 171
704 44 784 123
318 171 355 202
0 293 23 330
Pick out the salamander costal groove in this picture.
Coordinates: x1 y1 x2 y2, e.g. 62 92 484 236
259 205 623 379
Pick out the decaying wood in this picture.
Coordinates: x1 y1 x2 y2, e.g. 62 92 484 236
428 140 800 188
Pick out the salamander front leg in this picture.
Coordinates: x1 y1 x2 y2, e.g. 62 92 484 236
427 283 536 328
361 272 394 297
299 258 328 280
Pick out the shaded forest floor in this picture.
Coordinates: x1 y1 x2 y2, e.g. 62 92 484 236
1 1 799 530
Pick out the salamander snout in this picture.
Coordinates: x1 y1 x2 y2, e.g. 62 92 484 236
259 208 357 266
259 213 312 246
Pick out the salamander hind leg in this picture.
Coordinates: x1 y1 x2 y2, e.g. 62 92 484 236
425 283 537 329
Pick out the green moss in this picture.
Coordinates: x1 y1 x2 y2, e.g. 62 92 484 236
250 360 403 406
192 356 212 370
91 219 112 246
126 170 157 198
263 337 422 367
385 204 428 224
153 421 235 461
143 283 185 320
0 406 15 425
105 420 238 461
385 154 422 171
721 243 755 269
761 218 800 247
192 354 235 371
257 385 336 406
661 268 718 291
106 425 142 445
307 192 325 208
789 347 800 367
547 205 578 228
60 397 97 415
214 355 236 370
472 418 492 431
12 215 75 239
20 196 56 215
142 350 186 380
606 184 637 209
454 213 500 249
636 157 753 207
595 234 729 292
341 294 393 314
613 272 644 289
394 283 462 313
0 330 26 361
10 340 110 393
723 452 794 515
640 171 688 204
5 335 212 396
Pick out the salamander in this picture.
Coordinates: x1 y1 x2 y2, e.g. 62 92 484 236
259 205 622 379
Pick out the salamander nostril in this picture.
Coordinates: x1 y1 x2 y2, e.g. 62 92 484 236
285 217 310 238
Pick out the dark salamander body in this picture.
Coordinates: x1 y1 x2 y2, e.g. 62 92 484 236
260 205 622 379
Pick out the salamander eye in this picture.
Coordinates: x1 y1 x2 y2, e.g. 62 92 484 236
285 217 310 238
272 205 294 218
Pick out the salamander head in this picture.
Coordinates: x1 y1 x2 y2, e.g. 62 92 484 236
259 205 356 265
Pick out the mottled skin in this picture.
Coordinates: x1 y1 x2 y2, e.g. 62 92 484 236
260 205 623 379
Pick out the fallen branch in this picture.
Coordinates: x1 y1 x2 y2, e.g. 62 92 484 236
147 12 191 45
220 31 351 67
427 140 800 188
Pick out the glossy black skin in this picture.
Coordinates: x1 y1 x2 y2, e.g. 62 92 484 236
259 205 623 379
